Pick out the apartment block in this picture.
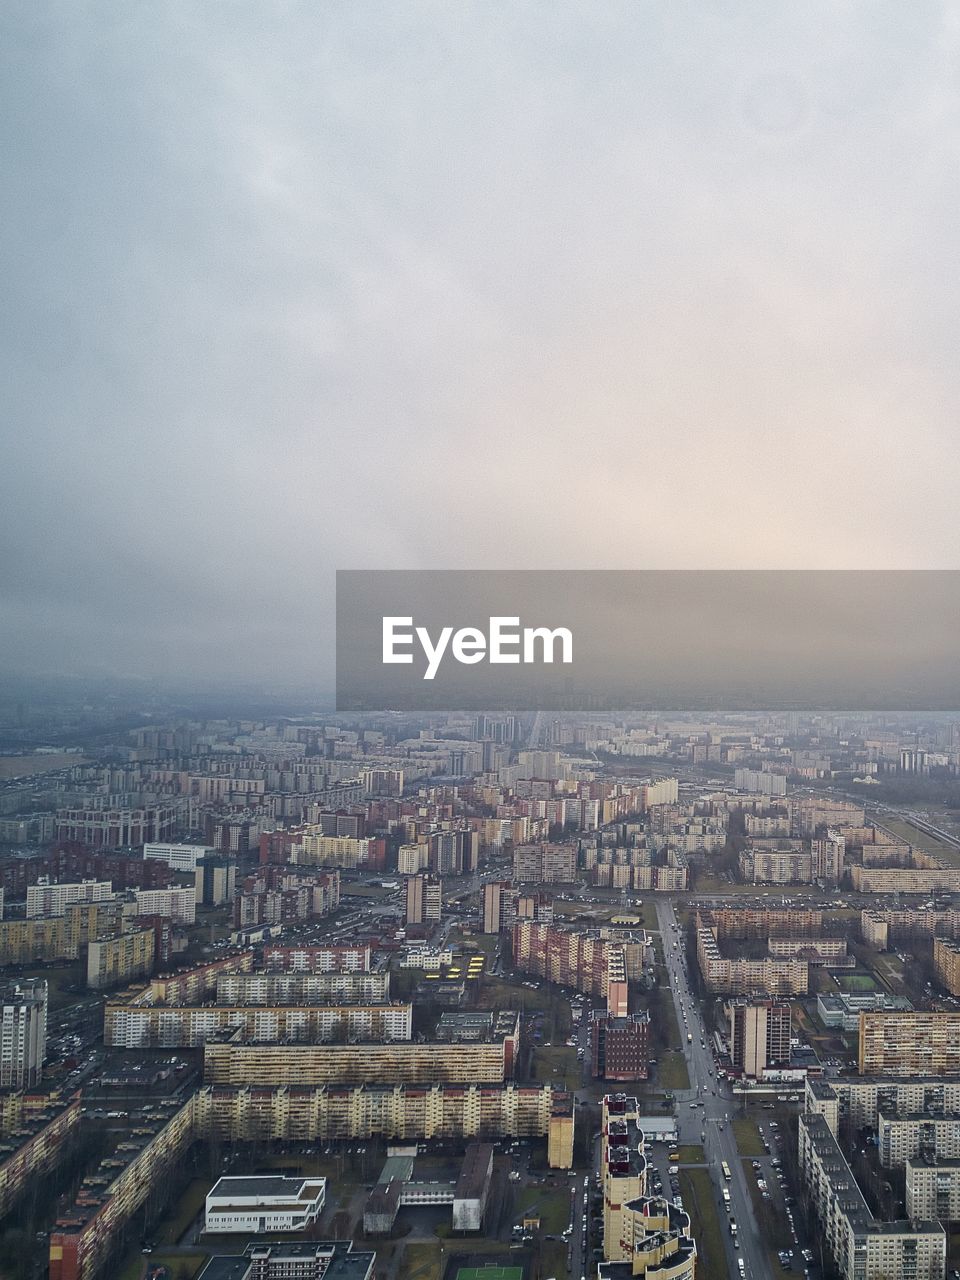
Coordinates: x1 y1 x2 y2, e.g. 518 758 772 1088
195 855 238 907
790 795 864 836
86 928 156 990
858 1012 960 1076
697 926 808 996
26 879 113 918
0 979 47 1089
0 917 72 965
906 1159 960 1223
133 887 196 925
405 874 442 926
290 834 384 871
879 1112 960 1169
513 843 578 883
934 938 960 997
0 1093 82 1217
513 921 624 999
850 866 960 895
590 1012 649 1082
727 999 791 1078
798 1113 945 1280
104 1000 413 1048
203 1017 518 1086
861 909 960 951
806 1076 960 1139
599 1093 696 1278
738 846 813 884
215 971 390 1005
262 945 371 973
734 768 787 797
697 907 823 939
54 805 179 848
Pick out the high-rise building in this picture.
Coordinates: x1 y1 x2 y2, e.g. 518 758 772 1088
405 875 442 926
196 855 237 907
727 999 792 1078
0 978 47 1089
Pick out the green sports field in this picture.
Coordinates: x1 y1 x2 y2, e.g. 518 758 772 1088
456 1268 523 1280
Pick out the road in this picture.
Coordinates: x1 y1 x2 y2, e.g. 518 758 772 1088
656 897 765 1280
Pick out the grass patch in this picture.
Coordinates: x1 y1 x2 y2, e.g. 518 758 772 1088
401 1241 442 1280
674 1145 705 1164
658 1051 690 1092
678 1167 729 1279
732 1119 765 1157
156 1179 210 1246
532 1045 581 1091
541 1239 569 1280
513 1185 570 1233
882 817 960 866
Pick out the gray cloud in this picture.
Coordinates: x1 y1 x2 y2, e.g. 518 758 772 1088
1 2 959 686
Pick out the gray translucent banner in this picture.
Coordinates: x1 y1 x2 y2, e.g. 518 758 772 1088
336 570 960 711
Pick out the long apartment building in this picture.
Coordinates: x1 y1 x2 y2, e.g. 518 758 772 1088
262 945 370 973
50 1082 573 1279
806 1076 960 1137
0 900 128 965
696 925 808 996
850 866 960 895
798 1112 945 1280
290 833 385 870
861 909 960 951
203 1012 520 1087
26 880 113 918
697 907 823 939
806 1076 960 1204
104 1000 413 1048
599 1093 696 1280
513 920 637 1007
54 805 180 848
858 1011 960 1076
215 971 390 1004
0 1092 82 1218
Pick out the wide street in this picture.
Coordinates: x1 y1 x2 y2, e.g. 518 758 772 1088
656 897 766 1280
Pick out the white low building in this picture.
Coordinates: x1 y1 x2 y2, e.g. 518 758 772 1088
204 1175 326 1234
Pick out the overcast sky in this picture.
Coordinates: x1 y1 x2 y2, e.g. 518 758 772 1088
2 3 959 687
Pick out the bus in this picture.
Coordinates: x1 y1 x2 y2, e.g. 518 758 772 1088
721 1161 732 1181
722 1188 731 1209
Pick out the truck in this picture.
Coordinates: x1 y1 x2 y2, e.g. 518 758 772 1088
687 1033 692 1043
